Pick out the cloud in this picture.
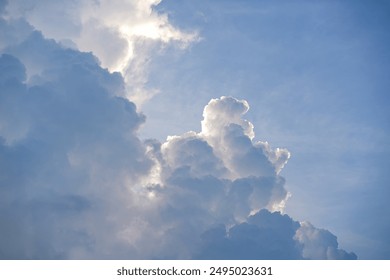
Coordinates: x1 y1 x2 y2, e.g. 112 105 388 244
155 97 292 224
0 25 153 258
0 0 6 14
146 96 355 259
200 97 290 178
295 221 357 260
4 0 199 106
0 1 356 260
196 210 357 260
196 209 301 259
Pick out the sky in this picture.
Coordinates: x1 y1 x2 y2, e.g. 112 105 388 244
0 0 389 259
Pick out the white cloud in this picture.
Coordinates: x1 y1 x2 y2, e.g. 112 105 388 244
0 2 356 260
157 97 292 221
0 26 154 258
295 221 357 260
4 0 198 106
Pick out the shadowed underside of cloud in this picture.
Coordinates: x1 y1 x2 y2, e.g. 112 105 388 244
0 2 356 260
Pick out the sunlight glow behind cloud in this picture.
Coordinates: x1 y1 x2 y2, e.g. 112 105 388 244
4 0 198 105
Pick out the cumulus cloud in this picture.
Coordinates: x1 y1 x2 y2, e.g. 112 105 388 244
147 96 355 259
157 97 291 220
196 209 357 260
0 21 153 258
295 222 357 260
0 1 356 260
196 210 301 260
3 0 198 106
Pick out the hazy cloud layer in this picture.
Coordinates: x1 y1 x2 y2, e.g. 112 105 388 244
0 1 356 259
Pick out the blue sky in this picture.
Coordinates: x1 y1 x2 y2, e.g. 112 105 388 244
0 0 388 259
143 0 390 259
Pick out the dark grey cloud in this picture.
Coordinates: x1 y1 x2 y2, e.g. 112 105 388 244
197 209 356 260
197 209 301 260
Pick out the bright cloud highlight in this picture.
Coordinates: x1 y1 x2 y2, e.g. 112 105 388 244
4 0 198 105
